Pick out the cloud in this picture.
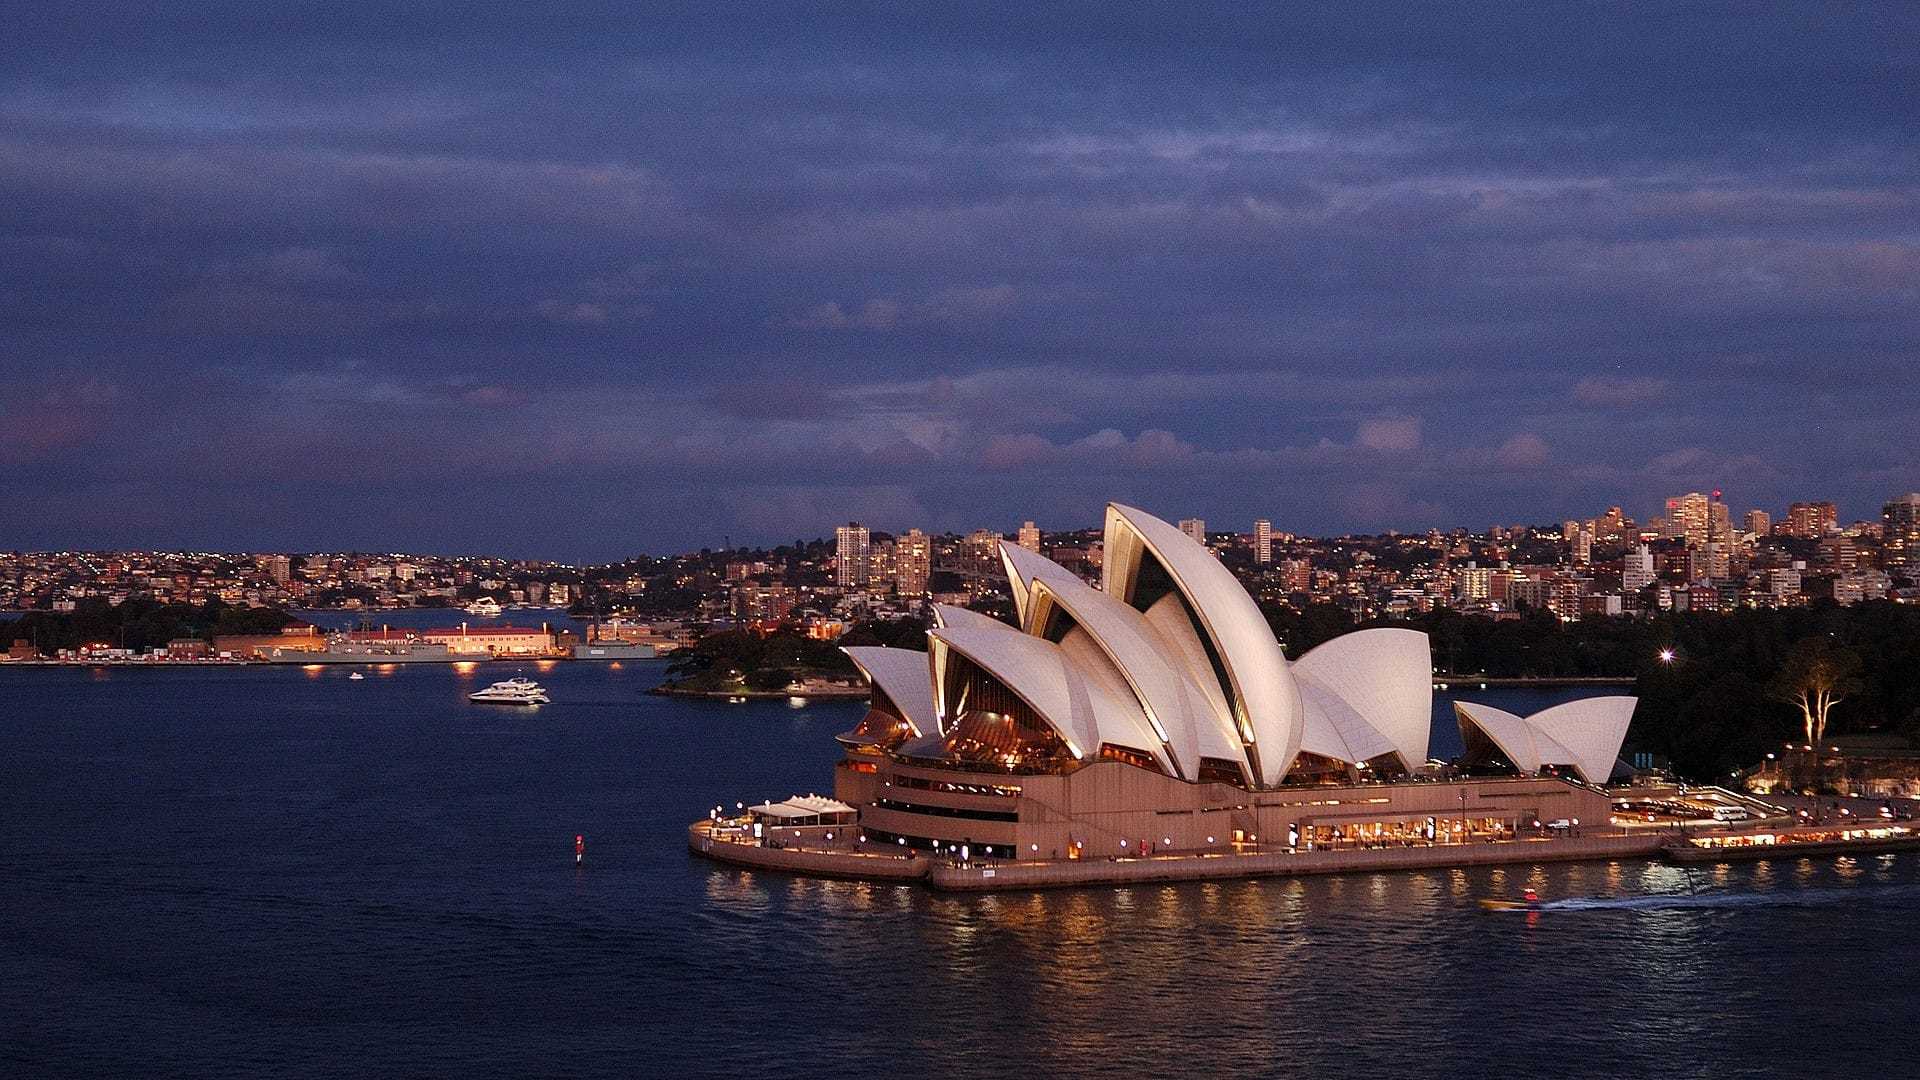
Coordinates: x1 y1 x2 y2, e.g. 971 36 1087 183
789 285 1014 331
1355 415 1423 452
3 8 1918 552
1340 483 1447 527
1492 432 1550 469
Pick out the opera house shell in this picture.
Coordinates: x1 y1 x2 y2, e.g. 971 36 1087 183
829 503 1633 861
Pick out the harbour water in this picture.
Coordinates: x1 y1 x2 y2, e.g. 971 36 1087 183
4 661 1916 1078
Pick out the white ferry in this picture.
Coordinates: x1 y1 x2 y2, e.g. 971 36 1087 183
469 677 550 705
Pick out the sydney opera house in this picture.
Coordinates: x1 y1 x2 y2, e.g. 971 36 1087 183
807 503 1638 864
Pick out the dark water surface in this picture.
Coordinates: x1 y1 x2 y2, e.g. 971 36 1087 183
3 662 1915 1079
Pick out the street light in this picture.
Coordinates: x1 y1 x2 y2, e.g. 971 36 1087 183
1658 648 1676 663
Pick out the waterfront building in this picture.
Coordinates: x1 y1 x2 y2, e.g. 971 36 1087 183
422 624 557 656
835 523 871 588
784 504 1634 861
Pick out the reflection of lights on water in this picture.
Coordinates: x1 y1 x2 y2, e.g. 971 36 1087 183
303 664 323 677
536 659 557 671
453 662 478 676
788 696 807 709
377 663 396 673
608 662 622 671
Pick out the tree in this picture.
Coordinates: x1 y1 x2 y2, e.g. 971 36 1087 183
1768 637 1863 746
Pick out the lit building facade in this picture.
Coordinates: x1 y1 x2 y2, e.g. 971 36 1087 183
1884 494 1920 577
835 523 871 588
894 529 931 597
1783 501 1838 539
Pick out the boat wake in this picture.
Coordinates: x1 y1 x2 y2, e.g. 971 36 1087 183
1506 883 1920 912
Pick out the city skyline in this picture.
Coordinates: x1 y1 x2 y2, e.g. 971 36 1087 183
4 6 1917 558
8 488 1914 630
2 485 1912 563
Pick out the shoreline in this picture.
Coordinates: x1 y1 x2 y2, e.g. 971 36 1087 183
687 819 1920 892
0 654 667 668
1432 675 1637 687
650 684 869 700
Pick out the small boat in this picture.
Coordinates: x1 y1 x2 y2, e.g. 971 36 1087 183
463 597 504 617
348 672 365 680
1479 887 1542 912
470 676 550 705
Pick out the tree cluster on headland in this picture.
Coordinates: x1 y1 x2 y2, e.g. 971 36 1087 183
658 620 923 693
1 596 295 655
1267 600 1920 780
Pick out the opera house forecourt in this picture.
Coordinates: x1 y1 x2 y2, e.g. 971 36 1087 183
689 504 1888 891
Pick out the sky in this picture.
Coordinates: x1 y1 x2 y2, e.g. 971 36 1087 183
3 3 1916 559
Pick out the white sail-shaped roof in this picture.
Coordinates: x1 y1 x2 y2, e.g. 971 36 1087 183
1525 698 1637 785
1293 628 1433 770
1103 503 1304 786
929 622 1172 773
931 603 1012 634
1296 679 1399 767
1001 542 1245 782
841 646 937 737
1454 698 1635 784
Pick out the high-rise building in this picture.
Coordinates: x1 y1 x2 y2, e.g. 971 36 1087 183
1571 527 1594 565
1816 535 1857 573
1704 541 1730 581
1783 501 1838 538
1017 521 1042 553
894 529 931 598
1179 518 1206 545
1594 507 1628 542
1277 559 1311 592
834 523 870 588
1622 544 1654 593
1664 492 1711 548
1455 563 1492 603
866 539 895 591
1253 519 1273 565
1882 494 1920 575
1708 498 1732 549
1744 510 1771 537
267 555 291 584
1546 573 1585 621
